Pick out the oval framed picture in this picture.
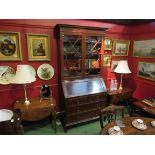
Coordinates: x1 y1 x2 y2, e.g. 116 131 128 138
0 66 15 84
37 64 54 80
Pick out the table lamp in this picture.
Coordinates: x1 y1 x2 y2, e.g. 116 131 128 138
114 60 131 90
11 65 36 105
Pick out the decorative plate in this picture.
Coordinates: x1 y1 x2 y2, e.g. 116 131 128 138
37 64 54 80
132 119 147 130
151 121 155 128
108 126 123 135
0 109 13 122
0 66 15 84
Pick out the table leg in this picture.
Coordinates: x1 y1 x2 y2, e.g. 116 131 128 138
51 111 57 133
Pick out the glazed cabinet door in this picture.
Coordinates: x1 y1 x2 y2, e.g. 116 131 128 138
85 35 103 76
62 33 82 78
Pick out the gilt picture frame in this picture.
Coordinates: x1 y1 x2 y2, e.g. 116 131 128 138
0 31 22 61
133 39 155 58
27 33 50 61
137 61 155 82
104 38 112 50
103 55 111 67
112 39 130 56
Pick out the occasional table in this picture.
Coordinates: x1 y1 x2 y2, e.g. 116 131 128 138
107 88 134 115
132 100 155 117
13 97 57 132
100 117 155 135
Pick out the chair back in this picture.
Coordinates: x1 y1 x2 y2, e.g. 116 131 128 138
99 104 125 128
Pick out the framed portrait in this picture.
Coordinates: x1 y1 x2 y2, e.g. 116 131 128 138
133 39 155 58
0 31 22 61
137 62 155 81
112 40 130 56
103 55 111 67
27 33 50 61
111 60 120 72
104 38 112 50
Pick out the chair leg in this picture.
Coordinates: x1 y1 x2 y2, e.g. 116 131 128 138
99 113 104 128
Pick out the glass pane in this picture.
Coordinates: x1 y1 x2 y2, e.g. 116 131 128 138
85 35 102 75
63 35 82 77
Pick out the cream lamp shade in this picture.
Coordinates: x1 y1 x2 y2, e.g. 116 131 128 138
11 65 36 84
114 60 131 90
11 65 36 105
114 60 131 74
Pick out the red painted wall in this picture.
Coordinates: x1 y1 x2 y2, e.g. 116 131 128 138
1 19 153 111
126 22 155 99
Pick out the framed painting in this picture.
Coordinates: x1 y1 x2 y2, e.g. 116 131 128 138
111 60 120 72
137 62 155 81
112 40 130 56
27 33 50 61
0 31 22 61
133 39 155 58
103 55 111 67
104 38 112 50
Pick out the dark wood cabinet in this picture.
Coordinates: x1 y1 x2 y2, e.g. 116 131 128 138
61 77 107 130
56 25 108 130
56 24 107 80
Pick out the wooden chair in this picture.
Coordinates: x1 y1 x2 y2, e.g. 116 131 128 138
99 104 125 128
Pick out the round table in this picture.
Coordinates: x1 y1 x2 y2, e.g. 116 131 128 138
14 97 57 132
100 117 155 135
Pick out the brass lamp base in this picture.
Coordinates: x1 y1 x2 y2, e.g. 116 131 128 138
24 98 30 106
119 84 123 91
119 74 123 91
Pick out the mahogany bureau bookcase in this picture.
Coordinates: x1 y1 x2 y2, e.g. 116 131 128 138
55 24 107 130
56 24 108 131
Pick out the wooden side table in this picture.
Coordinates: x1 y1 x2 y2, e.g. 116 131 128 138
132 101 155 118
107 88 133 115
13 97 57 133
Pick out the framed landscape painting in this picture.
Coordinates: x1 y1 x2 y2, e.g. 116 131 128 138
133 39 155 58
27 33 50 61
137 62 155 81
0 31 22 61
112 40 130 56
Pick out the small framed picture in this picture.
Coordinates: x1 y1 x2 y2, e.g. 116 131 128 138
0 31 22 61
111 60 120 72
104 38 112 50
103 55 111 67
27 33 50 61
112 39 130 56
